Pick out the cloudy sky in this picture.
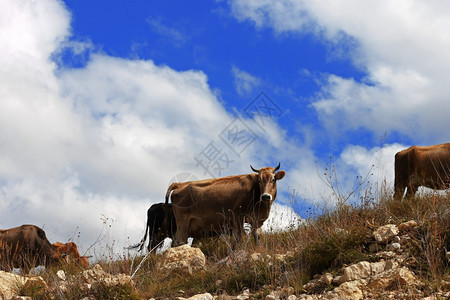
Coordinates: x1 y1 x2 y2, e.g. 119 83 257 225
1 0 449 257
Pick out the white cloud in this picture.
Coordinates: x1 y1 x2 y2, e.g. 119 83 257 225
231 66 262 96
339 143 407 193
230 0 450 143
58 54 234 196
0 0 300 256
230 0 313 34
147 16 189 48
278 142 410 207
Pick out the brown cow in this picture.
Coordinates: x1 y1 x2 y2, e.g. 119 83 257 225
0 225 88 273
52 242 89 268
0 225 60 273
165 163 286 247
394 143 450 199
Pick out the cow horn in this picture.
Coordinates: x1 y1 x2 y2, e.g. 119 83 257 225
250 165 259 173
274 162 281 172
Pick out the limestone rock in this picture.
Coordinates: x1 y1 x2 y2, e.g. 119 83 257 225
340 261 372 282
0 271 46 299
157 244 206 276
250 252 263 262
321 273 334 285
234 288 251 300
367 266 417 290
324 280 364 300
370 260 386 275
82 264 131 286
398 220 418 232
387 242 401 251
265 286 295 299
303 273 334 293
385 259 399 270
274 251 295 263
57 270 66 281
0 271 27 299
373 224 399 243
23 276 47 293
178 292 213 300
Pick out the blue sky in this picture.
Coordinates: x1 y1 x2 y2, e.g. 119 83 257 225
1 0 449 256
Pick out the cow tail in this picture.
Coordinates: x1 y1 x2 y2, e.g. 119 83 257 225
162 183 178 238
165 182 179 205
394 151 409 200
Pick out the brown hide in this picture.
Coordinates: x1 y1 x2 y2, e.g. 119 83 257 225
165 164 286 247
0 225 60 273
394 143 450 199
52 242 89 268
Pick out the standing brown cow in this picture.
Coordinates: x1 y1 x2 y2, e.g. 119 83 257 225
394 143 450 199
165 163 286 247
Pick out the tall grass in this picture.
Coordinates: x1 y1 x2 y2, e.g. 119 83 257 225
123 190 448 298
11 185 449 299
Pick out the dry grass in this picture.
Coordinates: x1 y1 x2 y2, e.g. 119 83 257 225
123 190 448 299
10 189 450 299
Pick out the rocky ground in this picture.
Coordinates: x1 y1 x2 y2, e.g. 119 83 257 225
1 220 449 299
163 221 449 300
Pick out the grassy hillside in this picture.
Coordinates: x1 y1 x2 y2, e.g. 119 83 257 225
12 191 450 299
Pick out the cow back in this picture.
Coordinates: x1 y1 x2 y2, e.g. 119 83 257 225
395 143 450 199
169 174 262 238
0 225 58 272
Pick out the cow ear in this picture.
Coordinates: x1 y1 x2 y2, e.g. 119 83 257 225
275 170 285 180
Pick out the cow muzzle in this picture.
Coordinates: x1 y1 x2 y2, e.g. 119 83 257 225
261 193 272 202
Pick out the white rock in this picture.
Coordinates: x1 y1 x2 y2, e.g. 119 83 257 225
179 292 213 300
341 261 372 282
373 225 399 243
388 242 401 251
325 281 363 300
370 260 386 275
157 244 206 276
0 271 27 299
321 273 334 285
397 220 417 232
57 270 66 281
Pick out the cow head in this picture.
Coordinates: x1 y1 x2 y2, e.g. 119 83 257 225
251 163 286 202
52 242 90 268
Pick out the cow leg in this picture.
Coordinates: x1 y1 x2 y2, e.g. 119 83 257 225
252 226 262 245
231 217 244 249
405 185 418 198
173 219 189 247
393 186 406 200
21 256 32 275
